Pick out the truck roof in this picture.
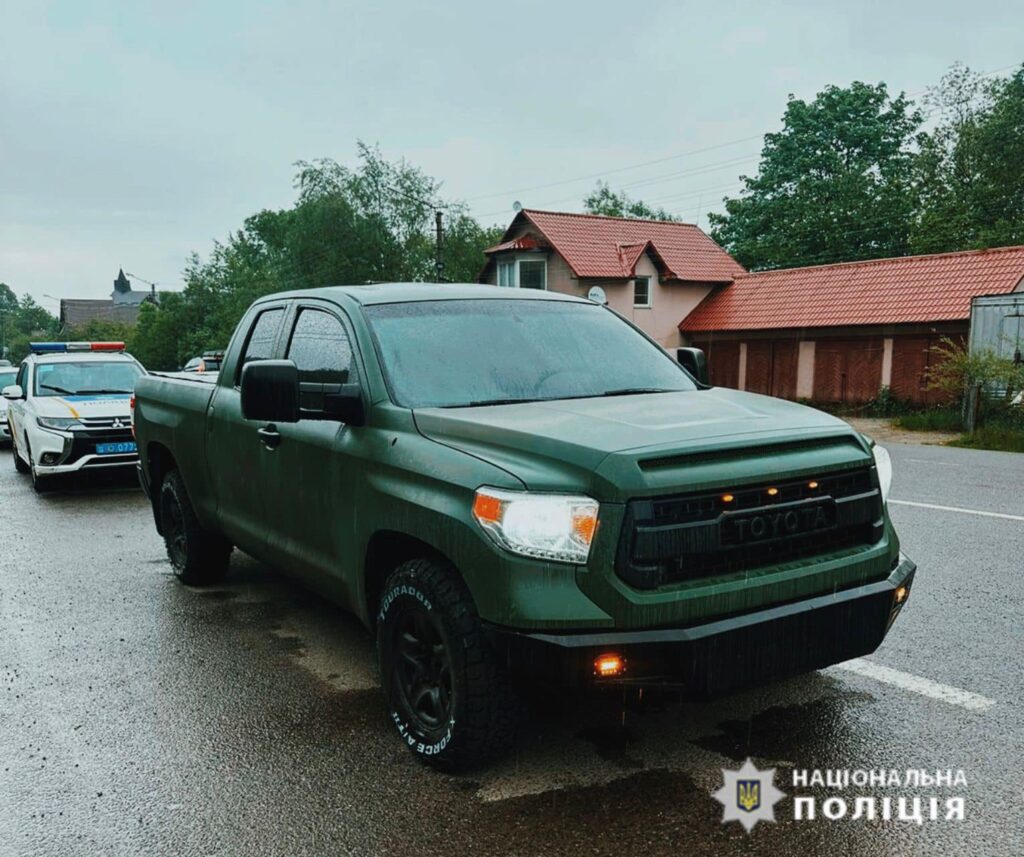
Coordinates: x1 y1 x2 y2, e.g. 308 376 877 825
255 283 592 307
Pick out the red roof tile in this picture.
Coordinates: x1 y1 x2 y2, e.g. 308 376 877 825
483 234 547 254
506 210 744 283
680 246 1024 332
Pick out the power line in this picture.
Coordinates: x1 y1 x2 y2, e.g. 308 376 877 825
463 134 765 203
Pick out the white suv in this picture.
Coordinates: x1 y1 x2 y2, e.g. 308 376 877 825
2 342 145 491
0 362 16 445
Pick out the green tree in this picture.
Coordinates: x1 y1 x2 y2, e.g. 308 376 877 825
912 63 1024 253
0 283 18 361
68 317 135 344
710 82 922 270
126 144 501 370
583 182 679 221
3 294 60 363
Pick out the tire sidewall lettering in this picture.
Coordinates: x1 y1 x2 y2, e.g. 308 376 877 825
390 710 455 756
378 583 433 623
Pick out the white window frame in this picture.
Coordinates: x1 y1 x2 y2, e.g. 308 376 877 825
495 255 547 290
497 259 515 287
633 275 652 308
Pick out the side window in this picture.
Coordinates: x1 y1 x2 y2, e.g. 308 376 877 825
236 307 285 383
286 309 353 385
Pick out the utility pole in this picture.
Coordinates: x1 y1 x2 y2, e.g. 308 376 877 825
435 211 445 282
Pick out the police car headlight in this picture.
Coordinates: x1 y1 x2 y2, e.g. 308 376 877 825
37 416 80 431
472 487 599 564
872 444 893 502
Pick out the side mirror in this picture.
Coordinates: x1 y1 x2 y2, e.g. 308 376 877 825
240 360 299 423
320 383 366 426
2 384 24 401
676 347 709 386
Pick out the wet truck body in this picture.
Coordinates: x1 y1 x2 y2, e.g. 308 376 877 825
133 283 915 769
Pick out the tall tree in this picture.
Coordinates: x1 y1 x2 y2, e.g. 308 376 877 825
126 144 502 370
583 182 679 221
710 82 922 270
912 63 1024 253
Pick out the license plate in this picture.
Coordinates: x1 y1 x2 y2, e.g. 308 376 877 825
96 441 137 455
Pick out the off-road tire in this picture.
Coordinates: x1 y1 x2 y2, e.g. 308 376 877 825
159 469 232 585
377 558 518 771
12 435 29 474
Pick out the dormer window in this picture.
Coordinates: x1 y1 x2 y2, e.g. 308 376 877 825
497 257 547 290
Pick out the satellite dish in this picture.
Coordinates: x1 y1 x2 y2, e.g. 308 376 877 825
587 286 607 305
512 201 523 212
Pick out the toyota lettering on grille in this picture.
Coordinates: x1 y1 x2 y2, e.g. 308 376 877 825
723 499 837 545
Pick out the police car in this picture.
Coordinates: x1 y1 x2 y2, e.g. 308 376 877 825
0 361 16 445
1 342 145 491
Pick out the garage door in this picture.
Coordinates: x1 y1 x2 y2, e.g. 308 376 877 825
742 340 799 399
813 340 884 404
692 340 740 388
891 336 962 404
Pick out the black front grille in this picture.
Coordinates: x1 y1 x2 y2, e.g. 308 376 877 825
615 468 884 589
68 427 136 463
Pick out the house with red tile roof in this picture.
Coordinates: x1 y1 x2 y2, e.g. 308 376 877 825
480 209 1024 405
681 246 1024 404
479 209 744 346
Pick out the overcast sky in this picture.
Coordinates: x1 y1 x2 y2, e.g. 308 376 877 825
2 0 1021 308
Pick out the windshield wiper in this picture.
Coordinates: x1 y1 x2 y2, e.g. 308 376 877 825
75 388 133 395
446 397 543 408
597 387 678 397
39 384 77 395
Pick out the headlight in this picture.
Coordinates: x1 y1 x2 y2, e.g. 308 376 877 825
36 416 80 431
872 443 893 502
472 487 599 564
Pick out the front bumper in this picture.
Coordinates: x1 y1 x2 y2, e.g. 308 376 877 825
28 426 138 474
486 553 916 696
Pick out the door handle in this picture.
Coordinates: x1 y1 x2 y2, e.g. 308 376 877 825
257 424 281 449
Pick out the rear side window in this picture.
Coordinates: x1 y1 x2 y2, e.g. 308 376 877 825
286 309 353 384
237 308 285 381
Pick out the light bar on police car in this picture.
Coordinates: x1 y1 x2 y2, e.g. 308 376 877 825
29 342 126 353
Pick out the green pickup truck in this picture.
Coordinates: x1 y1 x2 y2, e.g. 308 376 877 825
133 283 915 770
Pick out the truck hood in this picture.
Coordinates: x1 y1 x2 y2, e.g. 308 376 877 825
414 389 873 500
34 394 133 420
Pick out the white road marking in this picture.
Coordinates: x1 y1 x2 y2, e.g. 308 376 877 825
833 658 996 712
889 498 1024 522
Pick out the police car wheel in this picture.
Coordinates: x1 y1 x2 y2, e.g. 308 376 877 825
12 436 30 474
31 468 53 493
159 469 232 585
377 559 518 771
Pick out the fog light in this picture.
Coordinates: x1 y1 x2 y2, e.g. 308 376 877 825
594 653 625 677
894 585 908 604
41 452 61 465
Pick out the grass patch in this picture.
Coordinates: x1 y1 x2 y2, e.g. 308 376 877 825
950 425 1024 453
892 409 962 433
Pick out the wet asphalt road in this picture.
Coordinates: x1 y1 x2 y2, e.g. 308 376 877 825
1 443 1022 856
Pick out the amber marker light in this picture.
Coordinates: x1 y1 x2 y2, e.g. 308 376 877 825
808 481 819 490
767 487 780 497
572 509 598 546
472 492 503 525
894 586 908 604
721 493 735 503
594 653 624 677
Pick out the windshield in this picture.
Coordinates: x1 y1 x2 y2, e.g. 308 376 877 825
33 360 143 397
0 370 16 390
363 299 698 409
